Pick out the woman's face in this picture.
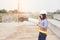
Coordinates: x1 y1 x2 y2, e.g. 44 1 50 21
40 14 43 18
39 14 46 20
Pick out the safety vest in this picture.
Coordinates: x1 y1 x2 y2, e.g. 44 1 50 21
38 25 48 34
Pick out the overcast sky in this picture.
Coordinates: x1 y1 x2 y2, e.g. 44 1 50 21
0 0 60 12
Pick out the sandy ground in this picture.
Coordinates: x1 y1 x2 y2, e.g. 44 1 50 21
0 21 60 40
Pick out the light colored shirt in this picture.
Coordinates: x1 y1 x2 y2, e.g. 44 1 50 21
40 19 48 31
41 19 48 27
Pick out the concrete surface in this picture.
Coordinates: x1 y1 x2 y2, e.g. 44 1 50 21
53 14 60 21
0 21 60 40
48 19 60 38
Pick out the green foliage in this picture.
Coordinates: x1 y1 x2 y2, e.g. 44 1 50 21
0 9 7 13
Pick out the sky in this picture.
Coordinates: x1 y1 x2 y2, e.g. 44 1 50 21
0 0 60 12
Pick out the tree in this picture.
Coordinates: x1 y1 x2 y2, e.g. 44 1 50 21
13 9 19 13
56 9 60 14
0 9 7 13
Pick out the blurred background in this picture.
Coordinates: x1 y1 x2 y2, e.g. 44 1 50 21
0 0 60 40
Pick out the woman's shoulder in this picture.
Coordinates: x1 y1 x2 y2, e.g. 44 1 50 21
43 19 48 23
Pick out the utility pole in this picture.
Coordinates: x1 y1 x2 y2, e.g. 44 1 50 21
17 0 20 22
18 0 20 11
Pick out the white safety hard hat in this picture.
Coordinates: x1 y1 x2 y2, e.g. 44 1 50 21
40 10 47 14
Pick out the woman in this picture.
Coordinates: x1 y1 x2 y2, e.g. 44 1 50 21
38 10 48 40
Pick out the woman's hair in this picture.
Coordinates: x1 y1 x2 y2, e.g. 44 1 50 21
39 14 46 20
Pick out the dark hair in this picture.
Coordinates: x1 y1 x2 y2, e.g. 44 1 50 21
39 14 46 20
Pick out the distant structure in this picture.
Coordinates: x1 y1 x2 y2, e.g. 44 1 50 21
8 10 13 14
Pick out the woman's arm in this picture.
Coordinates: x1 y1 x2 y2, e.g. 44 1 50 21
28 18 39 25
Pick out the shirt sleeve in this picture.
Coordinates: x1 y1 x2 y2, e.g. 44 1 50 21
28 18 39 24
